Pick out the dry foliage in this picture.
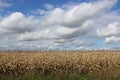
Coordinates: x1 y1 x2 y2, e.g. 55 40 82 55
0 51 120 79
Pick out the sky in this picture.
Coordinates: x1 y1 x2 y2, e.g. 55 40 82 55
0 0 120 50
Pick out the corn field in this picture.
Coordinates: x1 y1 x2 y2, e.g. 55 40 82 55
0 51 120 80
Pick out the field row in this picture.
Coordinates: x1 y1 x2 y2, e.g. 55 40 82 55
0 51 120 80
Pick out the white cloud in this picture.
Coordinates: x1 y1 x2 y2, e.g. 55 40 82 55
54 26 77 37
42 0 116 28
96 16 120 44
105 36 120 44
0 12 38 35
35 9 47 15
96 22 119 37
0 0 119 50
18 31 56 41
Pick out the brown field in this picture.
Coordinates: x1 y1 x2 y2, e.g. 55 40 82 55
0 51 120 80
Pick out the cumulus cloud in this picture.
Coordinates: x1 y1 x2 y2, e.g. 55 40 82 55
0 12 38 35
96 22 119 37
96 21 120 44
0 0 119 50
105 36 120 44
18 31 56 41
42 0 116 28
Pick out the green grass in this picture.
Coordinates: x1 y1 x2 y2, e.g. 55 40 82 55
0 74 95 80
